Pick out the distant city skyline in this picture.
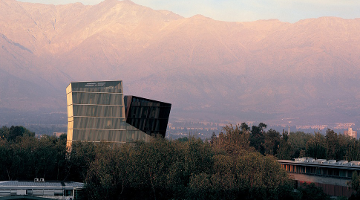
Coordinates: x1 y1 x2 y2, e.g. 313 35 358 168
17 0 360 23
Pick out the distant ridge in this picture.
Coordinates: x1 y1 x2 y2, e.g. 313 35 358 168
1 0 360 126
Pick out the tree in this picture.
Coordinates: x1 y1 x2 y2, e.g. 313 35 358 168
216 124 252 155
7 126 35 142
336 133 351 161
0 126 9 140
210 132 217 145
66 141 96 182
299 183 330 200
0 139 12 180
306 132 326 159
250 123 267 154
346 139 360 161
0 133 68 181
348 172 360 199
240 122 250 132
264 129 280 156
85 144 131 199
235 152 293 199
277 132 292 160
211 154 236 192
188 173 212 199
325 129 339 160
288 131 313 158
176 137 189 142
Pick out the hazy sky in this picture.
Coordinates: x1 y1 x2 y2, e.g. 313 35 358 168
17 0 360 22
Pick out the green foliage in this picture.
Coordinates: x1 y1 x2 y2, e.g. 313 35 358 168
0 139 11 180
298 183 330 200
0 126 35 142
305 132 326 159
67 141 96 182
264 129 280 156
250 123 267 154
348 171 360 199
288 131 313 158
81 130 293 200
346 139 360 161
235 152 291 199
6 124 357 200
324 129 349 160
277 129 354 162
214 124 253 155
277 132 292 160
176 136 189 142
351 172 360 192
0 126 67 181
0 126 9 140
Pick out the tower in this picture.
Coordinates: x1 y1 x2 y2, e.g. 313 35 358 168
66 81 161 148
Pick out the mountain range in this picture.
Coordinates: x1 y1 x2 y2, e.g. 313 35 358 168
1 0 360 127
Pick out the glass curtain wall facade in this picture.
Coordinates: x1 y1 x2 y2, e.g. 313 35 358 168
124 96 171 138
66 81 150 148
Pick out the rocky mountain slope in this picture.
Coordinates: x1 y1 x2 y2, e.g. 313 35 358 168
1 0 360 126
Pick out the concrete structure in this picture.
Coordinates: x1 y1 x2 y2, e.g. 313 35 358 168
344 127 357 139
66 81 171 147
0 180 83 200
279 157 360 197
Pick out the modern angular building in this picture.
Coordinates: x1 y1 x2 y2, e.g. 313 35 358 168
66 81 171 147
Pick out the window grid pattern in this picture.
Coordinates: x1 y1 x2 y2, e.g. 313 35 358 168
281 164 354 179
70 81 123 93
72 105 124 118
67 81 150 147
124 96 171 137
71 124 149 143
71 92 123 105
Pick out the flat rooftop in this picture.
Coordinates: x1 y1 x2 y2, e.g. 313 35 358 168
278 157 360 170
0 181 84 190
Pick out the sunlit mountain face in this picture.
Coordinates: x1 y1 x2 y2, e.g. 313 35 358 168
1 0 360 127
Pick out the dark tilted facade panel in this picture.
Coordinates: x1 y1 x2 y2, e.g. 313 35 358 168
124 95 171 138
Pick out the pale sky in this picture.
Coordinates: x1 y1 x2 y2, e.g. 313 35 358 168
17 0 360 22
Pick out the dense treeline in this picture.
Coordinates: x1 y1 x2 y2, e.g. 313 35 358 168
211 123 359 161
81 139 294 200
0 126 68 181
0 125 356 199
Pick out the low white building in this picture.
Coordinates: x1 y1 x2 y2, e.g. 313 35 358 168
0 179 83 200
279 157 360 197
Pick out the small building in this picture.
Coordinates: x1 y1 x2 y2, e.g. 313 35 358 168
344 127 357 139
279 157 360 197
0 180 84 199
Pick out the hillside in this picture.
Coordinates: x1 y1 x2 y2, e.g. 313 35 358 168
1 0 360 126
